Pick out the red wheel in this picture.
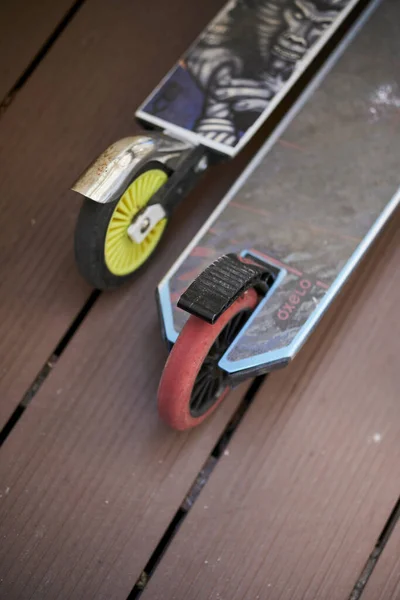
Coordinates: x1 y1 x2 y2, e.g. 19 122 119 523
158 288 259 430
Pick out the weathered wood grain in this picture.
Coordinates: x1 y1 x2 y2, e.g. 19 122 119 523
0 0 76 101
0 287 249 600
0 0 227 430
142 213 400 600
1 3 398 600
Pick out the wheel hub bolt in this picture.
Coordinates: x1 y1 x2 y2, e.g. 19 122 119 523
140 217 151 234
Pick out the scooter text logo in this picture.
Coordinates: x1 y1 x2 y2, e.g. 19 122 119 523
276 278 313 325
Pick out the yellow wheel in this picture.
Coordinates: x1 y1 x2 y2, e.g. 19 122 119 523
105 169 167 276
75 166 168 289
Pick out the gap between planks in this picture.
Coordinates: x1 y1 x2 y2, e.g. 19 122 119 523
127 376 266 598
125 456 400 599
0 290 100 446
349 496 400 600
0 0 86 116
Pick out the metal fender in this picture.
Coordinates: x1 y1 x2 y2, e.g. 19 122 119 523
72 133 194 204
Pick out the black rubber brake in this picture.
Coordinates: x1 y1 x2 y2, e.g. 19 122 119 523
178 253 274 324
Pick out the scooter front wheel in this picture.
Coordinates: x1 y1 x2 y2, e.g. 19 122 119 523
74 166 168 289
158 288 258 430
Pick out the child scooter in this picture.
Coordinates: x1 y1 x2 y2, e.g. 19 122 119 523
155 0 399 429
72 0 362 289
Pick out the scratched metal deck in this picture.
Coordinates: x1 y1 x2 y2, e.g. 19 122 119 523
158 0 400 377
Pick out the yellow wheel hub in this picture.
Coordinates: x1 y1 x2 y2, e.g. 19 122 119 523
105 168 168 276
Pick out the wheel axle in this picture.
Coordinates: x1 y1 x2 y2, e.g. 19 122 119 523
127 203 166 244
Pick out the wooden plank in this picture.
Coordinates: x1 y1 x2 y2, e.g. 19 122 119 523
361 518 400 600
0 279 250 600
0 0 228 430
0 0 75 101
142 213 400 600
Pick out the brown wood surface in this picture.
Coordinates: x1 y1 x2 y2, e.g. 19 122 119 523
1 2 399 599
0 312 248 600
0 0 75 101
142 213 400 600
0 0 229 431
362 518 400 600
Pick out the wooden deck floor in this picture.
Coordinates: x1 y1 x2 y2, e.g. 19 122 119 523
0 1 398 599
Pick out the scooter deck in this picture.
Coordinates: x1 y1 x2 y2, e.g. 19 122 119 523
157 0 399 380
136 0 362 157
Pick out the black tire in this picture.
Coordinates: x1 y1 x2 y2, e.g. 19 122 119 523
75 198 128 290
74 165 168 290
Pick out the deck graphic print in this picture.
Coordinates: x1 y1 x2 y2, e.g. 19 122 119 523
157 0 400 371
140 0 352 149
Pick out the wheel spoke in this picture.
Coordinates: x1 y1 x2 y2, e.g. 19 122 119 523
213 336 223 354
224 316 237 341
194 368 211 386
191 378 213 413
217 369 225 389
192 373 212 398
104 168 167 276
190 381 208 410
202 355 216 367
219 315 238 349
189 307 253 418
229 313 243 338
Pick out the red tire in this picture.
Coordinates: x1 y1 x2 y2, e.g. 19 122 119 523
158 288 259 430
